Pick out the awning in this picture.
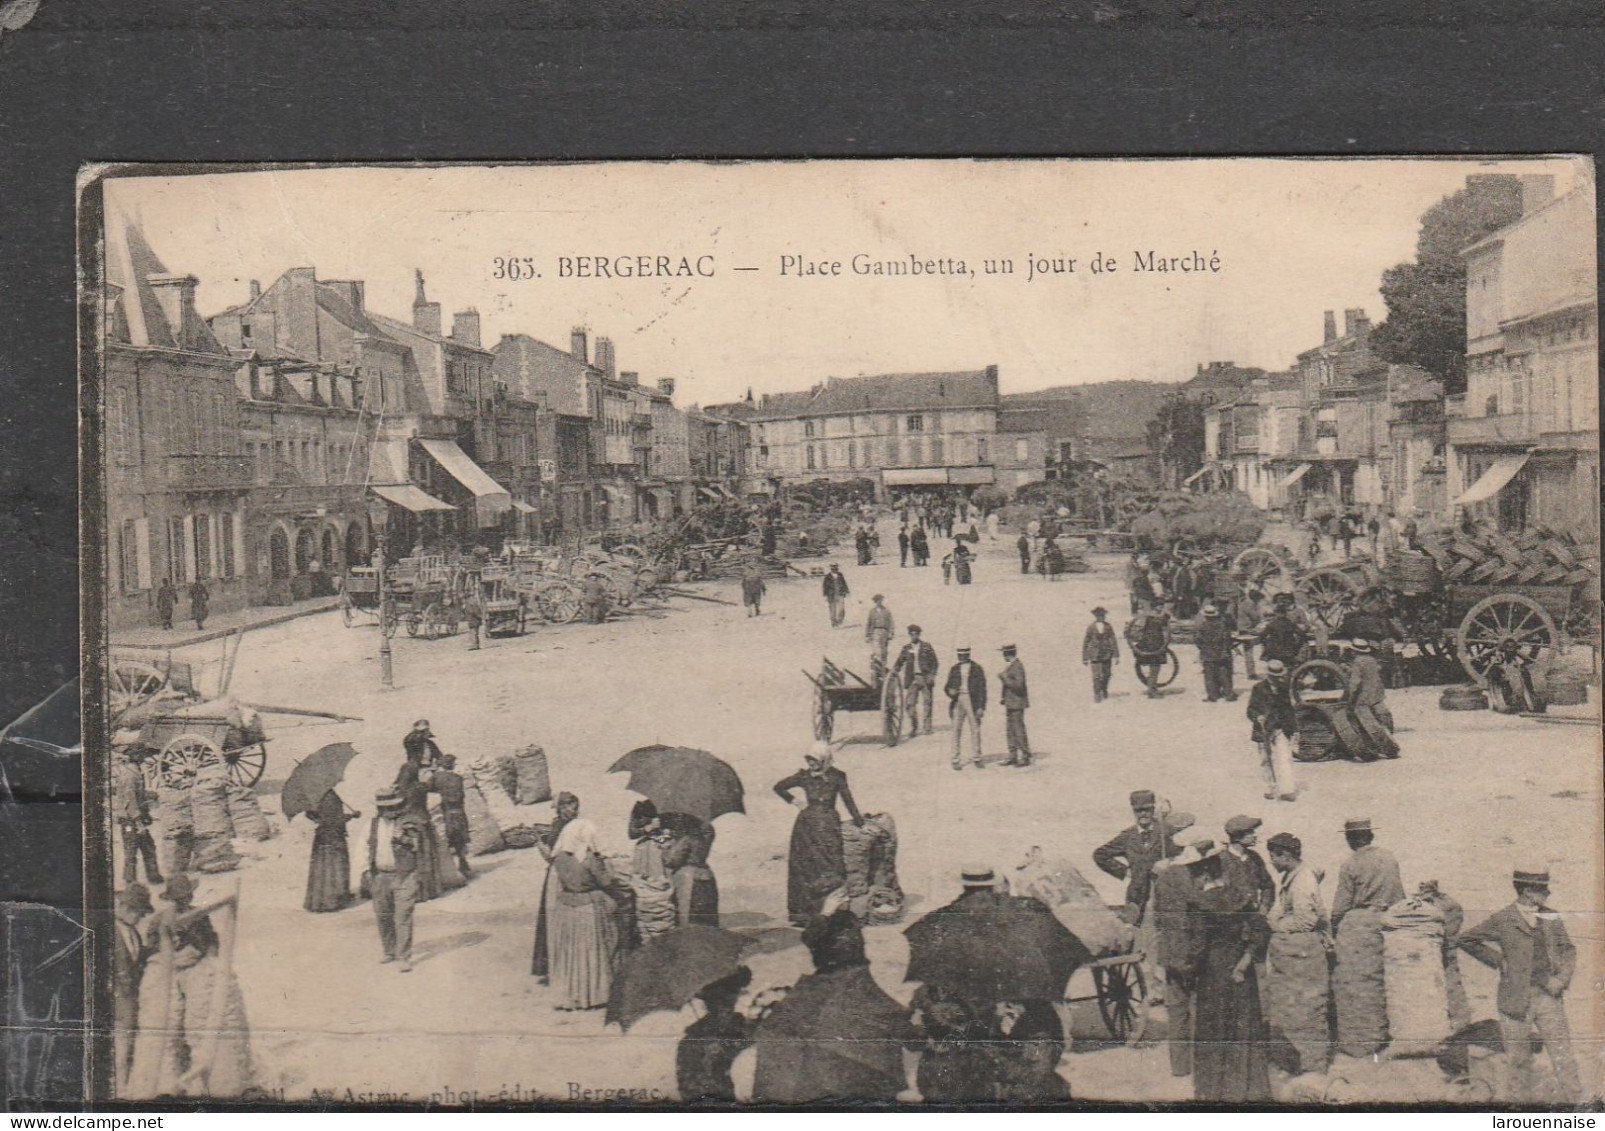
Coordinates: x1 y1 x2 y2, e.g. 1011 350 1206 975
1454 452 1531 507
1183 465 1211 487
712 483 736 499
416 438 512 528
883 468 950 486
511 500 538 514
697 486 720 501
948 467 995 486
1278 463 1313 489
370 484 454 514
647 487 674 508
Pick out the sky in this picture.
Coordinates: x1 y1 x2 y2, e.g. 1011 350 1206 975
102 158 1586 407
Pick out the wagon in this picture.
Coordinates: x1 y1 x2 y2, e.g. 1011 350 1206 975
338 566 396 635
388 556 465 638
1065 933 1149 1045
475 565 529 637
804 657 906 746
128 706 269 790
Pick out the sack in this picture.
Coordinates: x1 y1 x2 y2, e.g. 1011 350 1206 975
1381 898 1452 1056
513 745 552 805
492 754 519 798
226 784 274 842
1010 851 1133 958
191 832 239 873
842 814 904 923
189 762 235 840
631 875 677 942
462 780 505 856
472 758 524 830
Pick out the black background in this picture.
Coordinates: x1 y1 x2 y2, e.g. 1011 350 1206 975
0 0 1600 1109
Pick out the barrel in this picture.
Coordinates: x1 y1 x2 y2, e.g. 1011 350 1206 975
1391 551 1440 593
1438 686 1488 712
1539 668 1590 707
1294 707 1338 761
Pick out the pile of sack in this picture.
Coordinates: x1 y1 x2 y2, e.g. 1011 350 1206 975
842 812 904 923
463 746 553 853
1010 846 1133 959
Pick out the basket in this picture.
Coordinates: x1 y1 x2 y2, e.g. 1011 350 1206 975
1294 707 1338 761
1390 551 1440 593
1438 687 1488 712
1539 668 1590 707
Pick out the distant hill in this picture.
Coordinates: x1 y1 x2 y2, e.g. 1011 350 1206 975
1004 364 1272 444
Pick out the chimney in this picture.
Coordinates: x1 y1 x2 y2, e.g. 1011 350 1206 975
595 336 617 379
570 327 589 363
1344 308 1370 340
146 273 200 343
1519 174 1556 216
1323 311 1337 343
657 377 676 397
411 269 442 336
249 279 261 301
451 308 481 348
618 370 639 387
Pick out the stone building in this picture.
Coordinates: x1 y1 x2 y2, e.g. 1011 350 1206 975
1201 377 1301 510
1451 183 1599 536
492 328 604 536
748 367 1000 498
994 406 1049 493
105 219 251 631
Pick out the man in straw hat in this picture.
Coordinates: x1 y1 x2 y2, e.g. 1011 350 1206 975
864 594 895 681
1457 866 1581 1103
1195 602 1238 704
367 788 424 972
1246 660 1299 801
893 624 939 737
1264 832 1332 1079
1329 818 1405 1057
113 884 154 1090
944 647 987 770
1082 606 1120 703
998 644 1031 767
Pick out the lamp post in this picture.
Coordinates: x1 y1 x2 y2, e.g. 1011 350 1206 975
368 497 395 690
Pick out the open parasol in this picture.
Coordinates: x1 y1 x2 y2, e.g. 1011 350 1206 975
904 894 1088 1003
605 925 756 1031
608 745 744 824
280 742 359 820
752 963 909 1103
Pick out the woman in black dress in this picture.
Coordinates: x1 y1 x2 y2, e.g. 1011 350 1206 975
774 743 864 926
303 788 358 911
664 814 720 927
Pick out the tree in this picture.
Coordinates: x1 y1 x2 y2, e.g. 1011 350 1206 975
1369 176 1525 395
1146 394 1206 491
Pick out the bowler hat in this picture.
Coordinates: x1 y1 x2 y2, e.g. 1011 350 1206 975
1350 638 1373 653
872 594 885 602
1091 606 1108 617
1513 867 1551 887
1225 815 1263 838
118 884 154 915
1129 789 1156 810
1343 818 1374 835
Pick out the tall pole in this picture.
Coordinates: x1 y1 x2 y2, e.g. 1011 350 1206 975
378 526 394 690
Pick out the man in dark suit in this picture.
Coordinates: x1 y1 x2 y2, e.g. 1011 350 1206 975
999 644 1031 767
1093 790 1186 925
1082 606 1121 702
893 624 940 736
944 647 987 770
1457 867 1581 1103
1153 839 1214 1077
113 883 153 1091
822 563 850 627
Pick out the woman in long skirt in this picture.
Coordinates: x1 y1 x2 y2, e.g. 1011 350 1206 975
549 818 630 1010
773 744 864 927
1191 863 1272 1102
304 788 357 912
531 791 579 981
665 814 720 927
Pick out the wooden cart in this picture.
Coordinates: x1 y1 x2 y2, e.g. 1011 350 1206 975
804 658 906 746
338 566 396 635
1064 925 1149 1045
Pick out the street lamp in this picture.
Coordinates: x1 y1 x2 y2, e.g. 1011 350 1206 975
367 496 395 690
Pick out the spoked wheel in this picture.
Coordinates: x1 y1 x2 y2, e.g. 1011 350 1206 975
380 603 398 638
1298 568 1362 632
157 733 222 789
109 659 167 723
881 676 906 747
812 689 834 741
611 543 648 564
538 583 583 624
1093 960 1148 1045
634 566 661 594
1137 648 1180 690
1457 593 1557 684
224 743 268 788
1233 547 1292 594
341 602 355 627
1290 659 1350 707
406 610 422 637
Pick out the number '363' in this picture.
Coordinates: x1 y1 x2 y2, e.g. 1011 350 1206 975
493 257 538 280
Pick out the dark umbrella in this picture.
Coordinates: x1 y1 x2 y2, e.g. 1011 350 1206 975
753 964 909 1103
280 742 359 820
904 894 1089 1003
608 745 745 824
605 925 756 1031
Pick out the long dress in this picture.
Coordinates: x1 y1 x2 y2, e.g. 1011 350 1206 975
530 815 572 978
304 789 354 912
774 767 860 925
393 758 446 901
1192 884 1272 1102
953 549 974 585
550 850 626 1010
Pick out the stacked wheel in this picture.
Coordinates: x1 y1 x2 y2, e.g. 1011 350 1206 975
110 659 167 724
880 676 907 747
537 582 583 624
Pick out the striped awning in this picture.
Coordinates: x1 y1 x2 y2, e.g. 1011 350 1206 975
1278 463 1313 489
1454 452 1530 506
370 484 454 514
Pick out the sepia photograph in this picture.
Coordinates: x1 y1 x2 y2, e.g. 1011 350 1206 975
86 158 1601 1108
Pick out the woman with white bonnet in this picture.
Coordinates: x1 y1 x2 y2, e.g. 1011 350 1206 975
548 816 631 1010
773 742 865 927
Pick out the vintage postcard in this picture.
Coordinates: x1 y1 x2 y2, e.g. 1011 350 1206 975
85 158 1602 1108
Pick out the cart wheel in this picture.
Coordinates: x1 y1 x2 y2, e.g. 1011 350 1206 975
1137 647 1180 689
380 604 398 638
341 602 354 628
1093 961 1148 1045
1289 659 1350 707
881 675 906 747
635 566 660 593
1457 593 1557 685
1298 568 1362 632
812 689 834 741
406 611 422 637
158 733 222 788
110 659 168 722
1233 546 1292 594
224 744 267 788
538 584 582 624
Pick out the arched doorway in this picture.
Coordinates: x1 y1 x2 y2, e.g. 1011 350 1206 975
294 529 316 574
269 528 291 581
345 522 366 569
321 527 337 569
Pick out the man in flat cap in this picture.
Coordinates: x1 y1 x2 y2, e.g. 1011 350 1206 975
1264 832 1332 1079
944 647 987 770
1094 791 1187 927
1458 867 1581 1103
1223 816 1275 913
893 625 939 737
999 645 1031 767
865 594 895 683
1329 818 1405 1057
1082 606 1120 703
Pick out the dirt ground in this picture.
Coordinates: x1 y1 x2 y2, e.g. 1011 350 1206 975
118 516 1604 1106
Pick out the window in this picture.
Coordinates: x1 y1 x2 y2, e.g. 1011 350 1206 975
906 414 924 433
806 445 816 470
168 516 188 583
758 444 769 466
193 514 212 579
1016 439 1029 461
976 438 988 464
930 436 944 464
804 421 816 438
1485 394 1500 416
819 443 829 469
220 512 236 579
120 520 139 593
